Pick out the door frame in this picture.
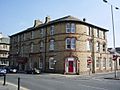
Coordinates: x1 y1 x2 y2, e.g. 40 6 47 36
65 57 76 73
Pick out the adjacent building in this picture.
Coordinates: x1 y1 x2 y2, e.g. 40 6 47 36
0 32 10 66
9 16 120 74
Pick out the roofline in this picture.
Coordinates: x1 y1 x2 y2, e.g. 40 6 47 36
10 16 109 37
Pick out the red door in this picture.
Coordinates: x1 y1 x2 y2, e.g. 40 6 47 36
68 61 73 72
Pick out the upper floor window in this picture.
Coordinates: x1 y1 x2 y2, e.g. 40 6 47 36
103 43 106 52
103 31 106 39
17 35 20 42
66 38 76 50
40 28 44 37
96 41 100 52
31 31 34 39
30 43 34 52
66 23 75 33
96 29 99 38
49 39 54 50
86 40 92 51
40 41 44 51
50 25 54 35
86 26 92 36
3 45 7 49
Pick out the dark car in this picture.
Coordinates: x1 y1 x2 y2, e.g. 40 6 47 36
0 67 7 76
5 66 18 73
26 68 41 74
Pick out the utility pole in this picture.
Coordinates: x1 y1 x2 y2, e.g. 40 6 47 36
103 0 119 78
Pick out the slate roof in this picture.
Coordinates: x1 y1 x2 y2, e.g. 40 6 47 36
10 15 109 36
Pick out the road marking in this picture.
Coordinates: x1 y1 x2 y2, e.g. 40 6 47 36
0 80 29 90
78 83 108 90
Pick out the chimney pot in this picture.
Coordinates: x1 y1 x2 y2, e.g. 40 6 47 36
83 18 86 22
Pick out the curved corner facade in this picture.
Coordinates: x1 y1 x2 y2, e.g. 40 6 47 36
9 16 120 74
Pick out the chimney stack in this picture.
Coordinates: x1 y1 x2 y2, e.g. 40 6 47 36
45 16 51 23
34 20 43 27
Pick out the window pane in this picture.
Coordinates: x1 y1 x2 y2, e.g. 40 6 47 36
109 58 112 67
50 26 54 35
66 23 71 33
71 23 75 33
103 43 106 52
96 58 100 67
40 28 44 37
96 42 100 52
96 29 99 38
49 57 55 69
66 38 71 49
103 31 105 39
87 41 90 51
49 40 54 50
31 31 34 39
71 38 76 49
40 41 44 51
103 58 106 67
30 43 33 52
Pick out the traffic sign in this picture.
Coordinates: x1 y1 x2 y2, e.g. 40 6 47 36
87 57 92 64
112 55 118 61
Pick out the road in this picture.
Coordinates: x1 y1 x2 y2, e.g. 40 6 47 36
0 71 120 90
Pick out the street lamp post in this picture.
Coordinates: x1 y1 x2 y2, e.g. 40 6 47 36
103 0 119 78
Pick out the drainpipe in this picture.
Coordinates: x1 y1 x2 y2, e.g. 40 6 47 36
44 27 47 72
91 28 95 73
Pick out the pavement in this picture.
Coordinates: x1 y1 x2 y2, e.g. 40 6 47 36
0 80 29 90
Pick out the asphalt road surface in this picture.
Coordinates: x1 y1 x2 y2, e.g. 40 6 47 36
0 72 120 90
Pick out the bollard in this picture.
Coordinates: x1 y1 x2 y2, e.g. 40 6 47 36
18 77 20 90
3 74 6 86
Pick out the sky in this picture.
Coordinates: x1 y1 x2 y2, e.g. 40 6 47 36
0 0 120 47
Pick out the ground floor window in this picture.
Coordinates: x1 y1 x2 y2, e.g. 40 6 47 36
49 57 56 69
96 57 100 68
103 58 106 68
109 58 112 67
39 58 43 69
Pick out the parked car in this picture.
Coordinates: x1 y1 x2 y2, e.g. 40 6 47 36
5 66 18 73
26 68 41 74
0 67 7 76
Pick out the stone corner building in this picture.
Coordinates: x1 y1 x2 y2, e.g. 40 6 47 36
9 15 120 74
0 32 10 66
